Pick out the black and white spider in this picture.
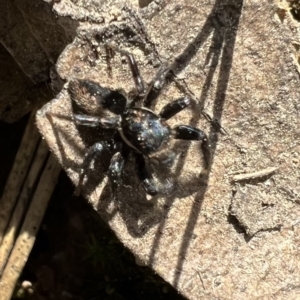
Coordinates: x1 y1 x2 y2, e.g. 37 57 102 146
67 45 210 199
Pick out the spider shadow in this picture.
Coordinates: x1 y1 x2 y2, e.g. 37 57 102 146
140 0 245 288
73 108 207 238
72 0 243 243
43 20 212 245
69 99 163 231
69 74 218 237
66 26 213 238
51 0 244 288
101 149 209 237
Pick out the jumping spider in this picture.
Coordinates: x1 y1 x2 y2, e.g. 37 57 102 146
67 44 210 199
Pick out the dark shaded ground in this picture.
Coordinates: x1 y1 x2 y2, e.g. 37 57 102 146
0 115 28 196
0 116 186 300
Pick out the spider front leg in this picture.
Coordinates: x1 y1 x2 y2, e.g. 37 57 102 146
106 44 171 108
172 125 211 168
46 112 121 130
106 44 145 95
159 96 191 120
144 65 170 108
72 113 121 129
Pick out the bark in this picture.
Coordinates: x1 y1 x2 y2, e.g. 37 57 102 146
35 0 300 299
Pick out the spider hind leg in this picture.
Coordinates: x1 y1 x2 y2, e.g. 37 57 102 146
75 142 105 196
135 153 174 196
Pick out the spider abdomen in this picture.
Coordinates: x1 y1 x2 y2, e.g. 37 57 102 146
121 108 171 155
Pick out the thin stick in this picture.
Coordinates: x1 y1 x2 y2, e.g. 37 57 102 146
232 167 278 182
0 154 61 300
0 111 40 245
0 140 49 275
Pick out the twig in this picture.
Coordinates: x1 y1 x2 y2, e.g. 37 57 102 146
0 111 40 245
232 167 278 182
197 271 206 290
0 140 49 275
0 154 61 300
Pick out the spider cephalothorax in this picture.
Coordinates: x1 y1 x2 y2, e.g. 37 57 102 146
68 45 210 199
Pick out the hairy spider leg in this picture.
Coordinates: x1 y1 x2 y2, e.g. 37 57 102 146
172 125 211 168
106 45 170 109
135 153 159 195
106 44 145 95
71 114 121 129
159 96 191 120
46 111 121 129
108 152 125 200
143 65 170 108
76 141 125 198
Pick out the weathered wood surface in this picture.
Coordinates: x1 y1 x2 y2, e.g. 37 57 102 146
36 0 300 299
